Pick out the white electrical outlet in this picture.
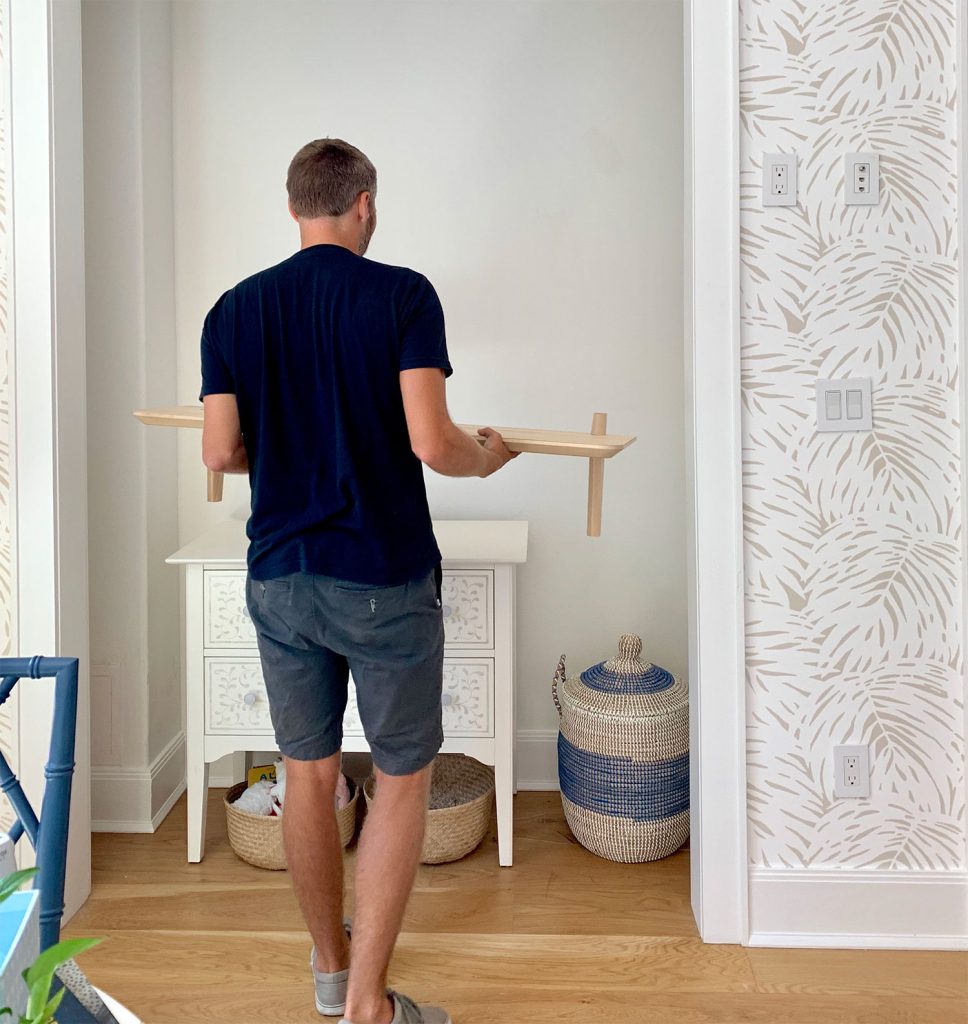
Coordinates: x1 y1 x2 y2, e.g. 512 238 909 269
845 152 879 206
763 153 797 207
833 744 870 798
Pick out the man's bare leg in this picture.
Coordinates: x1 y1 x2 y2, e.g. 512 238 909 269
343 764 432 1024
283 753 351 974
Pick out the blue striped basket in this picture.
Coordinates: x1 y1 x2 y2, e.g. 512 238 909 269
553 633 689 862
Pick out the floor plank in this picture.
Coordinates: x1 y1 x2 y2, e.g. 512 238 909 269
66 790 968 1024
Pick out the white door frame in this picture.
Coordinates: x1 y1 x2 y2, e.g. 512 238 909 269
9 0 90 920
684 0 748 944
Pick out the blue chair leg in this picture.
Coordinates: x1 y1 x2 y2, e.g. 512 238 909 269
35 658 79 951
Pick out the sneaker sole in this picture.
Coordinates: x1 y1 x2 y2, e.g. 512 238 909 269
315 998 347 1017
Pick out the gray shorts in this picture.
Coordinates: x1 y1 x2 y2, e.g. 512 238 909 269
245 566 445 776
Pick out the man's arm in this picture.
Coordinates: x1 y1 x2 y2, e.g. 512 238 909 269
202 394 249 473
400 368 515 478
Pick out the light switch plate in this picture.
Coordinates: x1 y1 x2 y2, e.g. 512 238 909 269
816 378 873 432
845 152 879 206
763 153 797 207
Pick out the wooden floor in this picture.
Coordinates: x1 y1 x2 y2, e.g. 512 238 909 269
67 791 968 1024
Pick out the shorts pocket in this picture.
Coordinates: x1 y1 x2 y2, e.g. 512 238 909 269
332 580 386 594
257 576 294 597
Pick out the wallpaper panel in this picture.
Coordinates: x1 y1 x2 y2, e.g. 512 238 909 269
740 0 965 869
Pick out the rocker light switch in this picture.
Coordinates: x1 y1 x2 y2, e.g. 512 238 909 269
816 378 873 432
846 389 864 420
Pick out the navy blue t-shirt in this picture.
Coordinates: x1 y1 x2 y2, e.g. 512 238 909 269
199 243 452 584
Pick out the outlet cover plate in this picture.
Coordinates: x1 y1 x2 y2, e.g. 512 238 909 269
833 744 871 799
845 152 879 206
763 153 797 207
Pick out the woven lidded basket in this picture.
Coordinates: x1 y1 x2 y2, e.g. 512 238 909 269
364 754 494 864
553 633 689 863
225 775 358 870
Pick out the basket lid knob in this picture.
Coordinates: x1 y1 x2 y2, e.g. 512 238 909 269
617 633 643 661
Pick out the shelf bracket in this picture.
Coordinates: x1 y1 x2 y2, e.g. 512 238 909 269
586 412 607 537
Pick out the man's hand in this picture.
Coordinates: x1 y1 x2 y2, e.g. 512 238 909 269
477 427 517 477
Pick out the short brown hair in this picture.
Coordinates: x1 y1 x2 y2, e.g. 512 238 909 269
286 138 377 219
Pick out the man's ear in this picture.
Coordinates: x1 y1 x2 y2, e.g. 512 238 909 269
288 200 299 223
357 191 372 221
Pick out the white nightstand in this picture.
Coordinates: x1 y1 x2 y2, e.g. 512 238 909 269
167 519 528 866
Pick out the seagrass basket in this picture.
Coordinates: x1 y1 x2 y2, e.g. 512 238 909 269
364 754 493 864
554 633 689 863
225 775 358 870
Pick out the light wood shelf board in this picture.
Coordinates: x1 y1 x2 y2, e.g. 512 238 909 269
134 406 635 459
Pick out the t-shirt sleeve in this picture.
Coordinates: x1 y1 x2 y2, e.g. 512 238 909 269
399 274 453 378
198 301 235 400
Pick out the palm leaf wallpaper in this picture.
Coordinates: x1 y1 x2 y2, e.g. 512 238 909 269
740 0 964 869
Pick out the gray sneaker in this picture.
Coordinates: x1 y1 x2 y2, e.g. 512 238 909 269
340 990 452 1024
312 919 353 1016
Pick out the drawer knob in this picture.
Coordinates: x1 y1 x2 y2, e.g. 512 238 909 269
243 691 259 706
442 605 453 618
441 692 456 707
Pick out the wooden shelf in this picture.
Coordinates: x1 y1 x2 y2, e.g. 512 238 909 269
133 406 635 459
133 405 634 535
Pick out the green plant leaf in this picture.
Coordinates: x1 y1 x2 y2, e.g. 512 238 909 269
37 985 65 1023
0 870 38 907
24 969 53 1022
23 938 101 990
23 938 101 1019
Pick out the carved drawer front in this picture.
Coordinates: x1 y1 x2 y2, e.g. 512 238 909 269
440 571 493 649
204 571 257 648
205 658 367 738
205 659 273 734
441 658 494 737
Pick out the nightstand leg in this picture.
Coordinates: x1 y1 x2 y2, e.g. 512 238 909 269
187 760 210 863
495 750 513 867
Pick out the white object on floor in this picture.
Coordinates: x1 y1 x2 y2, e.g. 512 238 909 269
167 517 527 867
96 989 141 1024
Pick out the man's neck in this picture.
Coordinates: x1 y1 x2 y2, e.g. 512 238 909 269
298 219 359 254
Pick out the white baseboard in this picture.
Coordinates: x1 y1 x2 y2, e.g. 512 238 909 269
748 866 968 950
92 731 560 823
206 734 563 790
515 729 559 790
199 733 563 791
92 732 186 833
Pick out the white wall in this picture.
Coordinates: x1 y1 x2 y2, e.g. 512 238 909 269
83 0 184 829
171 0 685 776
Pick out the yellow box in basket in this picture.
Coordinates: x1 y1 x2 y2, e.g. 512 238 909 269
247 763 277 787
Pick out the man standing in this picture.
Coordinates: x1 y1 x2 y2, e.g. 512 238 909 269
200 138 515 1024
